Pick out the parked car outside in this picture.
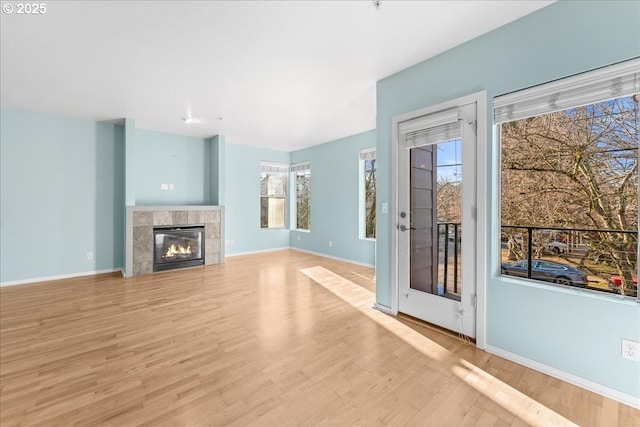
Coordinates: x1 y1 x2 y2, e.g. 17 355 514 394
501 259 589 287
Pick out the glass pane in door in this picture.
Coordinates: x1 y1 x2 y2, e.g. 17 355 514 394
410 138 463 300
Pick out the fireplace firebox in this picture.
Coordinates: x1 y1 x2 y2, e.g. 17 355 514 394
153 225 205 272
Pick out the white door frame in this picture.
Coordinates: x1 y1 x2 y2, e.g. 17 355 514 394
390 91 487 349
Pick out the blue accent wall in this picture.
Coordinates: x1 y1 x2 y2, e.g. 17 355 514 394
290 130 376 266
134 128 210 205
375 1 640 398
209 135 226 205
125 118 136 205
0 107 125 283
224 142 291 255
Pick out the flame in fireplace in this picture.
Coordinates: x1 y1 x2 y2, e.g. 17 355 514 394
164 244 192 258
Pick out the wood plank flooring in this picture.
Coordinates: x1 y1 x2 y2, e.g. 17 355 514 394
1 249 638 426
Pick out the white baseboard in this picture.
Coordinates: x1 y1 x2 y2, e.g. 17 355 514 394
1 268 125 287
0 248 374 287
291 247 375 269
372 302 397 315
226 247 375 270
225 247 291 257
485 344 640 409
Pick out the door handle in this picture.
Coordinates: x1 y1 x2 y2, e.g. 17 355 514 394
400 225 408 232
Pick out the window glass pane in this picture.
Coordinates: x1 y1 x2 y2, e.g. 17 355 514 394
296 170 311 230
364 159 376 238
269 198 286 228
500 95 638 297
267 174 286 197
260 197 285 228
260 196 269 228
260 167 287 229
260 172 268 197
436 139 462 300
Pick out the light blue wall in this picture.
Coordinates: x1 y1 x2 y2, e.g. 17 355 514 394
125 118 136 205
209 135 226 205
376 1 640 398
134 128 210 205
290 130 376 266
224 142 290 255
0 107 125 283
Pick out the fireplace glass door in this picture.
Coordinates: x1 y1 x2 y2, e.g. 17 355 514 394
153 226 204 272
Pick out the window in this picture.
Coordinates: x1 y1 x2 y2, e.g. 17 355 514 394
360 148 376 239
260 162 288 229
495 58 639 298
291 162 311 230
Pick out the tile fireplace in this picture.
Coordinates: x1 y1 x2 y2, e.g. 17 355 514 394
125 206 224 277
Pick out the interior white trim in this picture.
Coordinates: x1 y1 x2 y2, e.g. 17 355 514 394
390 108 400 317
474 91 487 349
486 344 640 410
0 268 124 287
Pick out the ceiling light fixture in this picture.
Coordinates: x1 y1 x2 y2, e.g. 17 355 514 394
182 116 198 124
372 0 381 10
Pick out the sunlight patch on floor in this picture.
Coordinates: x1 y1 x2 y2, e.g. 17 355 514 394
351 271 376 282
300 265 578 427
300 265 450 363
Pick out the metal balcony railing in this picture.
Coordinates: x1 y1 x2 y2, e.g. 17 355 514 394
437 222 461 299
501 225 638 297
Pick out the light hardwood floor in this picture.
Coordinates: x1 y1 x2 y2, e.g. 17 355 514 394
1 250 638 426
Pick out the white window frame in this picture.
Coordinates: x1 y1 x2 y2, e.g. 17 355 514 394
260 162 289 230
359 147 376 240
291 161 311 232
494 58 640 300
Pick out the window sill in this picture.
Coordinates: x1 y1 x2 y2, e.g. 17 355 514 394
293 229 311 233
495 274 639 305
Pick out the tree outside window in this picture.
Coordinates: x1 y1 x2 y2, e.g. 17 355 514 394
295 169 311 230
364 158 376 239
500 95 638 296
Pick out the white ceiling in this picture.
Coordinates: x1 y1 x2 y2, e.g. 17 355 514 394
0 0 553 151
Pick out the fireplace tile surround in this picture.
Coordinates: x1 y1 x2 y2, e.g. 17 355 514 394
125 206 224 277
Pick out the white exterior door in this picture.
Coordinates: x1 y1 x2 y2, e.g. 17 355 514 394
397 102 477 337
